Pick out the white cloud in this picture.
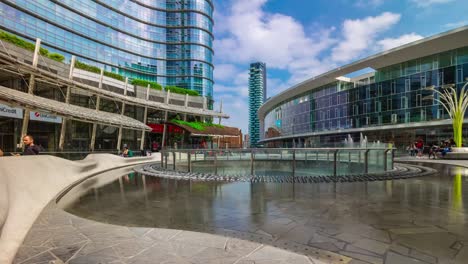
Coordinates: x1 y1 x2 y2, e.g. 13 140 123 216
214 64 240 82
410 0 455 7
444 20 468 28
214 0 335 69
213 0 419 133
331 12 401 62
377 33 424 50
355 0 385 8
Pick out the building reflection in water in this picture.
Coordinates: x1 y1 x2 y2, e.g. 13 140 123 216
65 164 468 232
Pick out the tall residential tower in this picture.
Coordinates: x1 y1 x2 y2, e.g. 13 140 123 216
249 62 267 147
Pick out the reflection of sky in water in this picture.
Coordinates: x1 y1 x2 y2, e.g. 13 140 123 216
64 163 468 232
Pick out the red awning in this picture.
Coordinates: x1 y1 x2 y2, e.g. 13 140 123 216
147 123 184 134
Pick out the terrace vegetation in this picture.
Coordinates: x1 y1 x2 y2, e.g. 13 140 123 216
75 60 125 81
0 30 65 62
171 119 224 131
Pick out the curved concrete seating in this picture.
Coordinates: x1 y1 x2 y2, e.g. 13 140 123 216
0 153 160 263
437 152 468 160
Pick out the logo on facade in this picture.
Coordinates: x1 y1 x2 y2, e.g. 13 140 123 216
0 103 23 119
30 112 63 124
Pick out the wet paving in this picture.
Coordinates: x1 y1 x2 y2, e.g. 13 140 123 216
53 162 468 264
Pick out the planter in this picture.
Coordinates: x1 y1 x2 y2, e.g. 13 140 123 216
451 147 468 153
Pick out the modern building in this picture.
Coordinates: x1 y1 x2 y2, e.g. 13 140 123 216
0 0 230 153
249 62 267 147
0 0 214 105
258 26 468 149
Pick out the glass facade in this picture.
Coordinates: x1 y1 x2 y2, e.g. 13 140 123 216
0 0 214 98
263 47 468 147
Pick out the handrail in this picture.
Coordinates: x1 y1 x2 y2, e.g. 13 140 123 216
162 147 392 152
160 148 395 177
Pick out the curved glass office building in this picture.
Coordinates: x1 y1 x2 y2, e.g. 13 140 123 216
259 26 468 148
0 0 214 104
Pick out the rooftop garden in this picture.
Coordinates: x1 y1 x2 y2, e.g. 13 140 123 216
130 79 162 90
0 30 65 62
130 79 201 96
171 119 224 131
75 60 125 81
165 85 200 96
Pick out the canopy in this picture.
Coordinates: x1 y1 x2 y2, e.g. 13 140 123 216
0 86 151 131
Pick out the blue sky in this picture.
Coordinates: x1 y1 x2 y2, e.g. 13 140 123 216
212 0 468 134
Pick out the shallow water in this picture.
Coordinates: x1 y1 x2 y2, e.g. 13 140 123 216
63 162 468 262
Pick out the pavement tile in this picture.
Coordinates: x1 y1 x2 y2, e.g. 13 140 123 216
385 252 426 264
352 238 389 255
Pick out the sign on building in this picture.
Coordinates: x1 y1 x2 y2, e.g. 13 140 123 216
30 111 63 124
0 103 23 119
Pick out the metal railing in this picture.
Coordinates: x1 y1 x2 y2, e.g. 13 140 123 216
161 148 395 177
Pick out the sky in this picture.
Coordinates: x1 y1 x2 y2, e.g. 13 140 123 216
211 0 468 134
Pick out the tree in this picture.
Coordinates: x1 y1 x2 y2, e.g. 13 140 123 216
427 82 468 147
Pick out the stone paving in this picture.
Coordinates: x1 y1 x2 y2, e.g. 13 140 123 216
15 162 468 264
14 205 346 264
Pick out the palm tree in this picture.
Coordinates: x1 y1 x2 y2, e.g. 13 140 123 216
426 81 468 148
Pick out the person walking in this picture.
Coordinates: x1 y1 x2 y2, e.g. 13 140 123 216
21 135 41 155
0 148 4 157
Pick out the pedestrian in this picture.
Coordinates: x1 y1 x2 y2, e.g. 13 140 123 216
415 139 424 158
0 148 3 157
152 141 159 152
121 144 133 157
21 135 41 155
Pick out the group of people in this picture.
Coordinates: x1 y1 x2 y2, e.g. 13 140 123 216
407 138 455 159
0 135 41 157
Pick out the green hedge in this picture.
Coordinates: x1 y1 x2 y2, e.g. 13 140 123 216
75 60 125 81
165 85 200 96
47 52 65 62
104 71 125 81
0 30 66 59
171 119 224 131
131 79 162 90
75 60 100 74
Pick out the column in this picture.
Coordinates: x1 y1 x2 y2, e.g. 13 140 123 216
218 99 223 125
140 84 150 151
90 68 104 151
116 77 128 151
183 93 188 121
202 96 207 123
161 90 170 148
20 38 41 149
58 55 76 151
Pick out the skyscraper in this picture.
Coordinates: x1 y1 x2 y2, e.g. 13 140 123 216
0 0 214 103
249 62 267 147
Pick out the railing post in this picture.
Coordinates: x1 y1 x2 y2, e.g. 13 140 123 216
292 149 296 178
364 149 370 173
161 150 164 167
164 152 168 169
172 151 176 171
391 149 395 170
214 150 218 175
187 152 192 172
250 149 254 176
333 150 338 177
384 149 389 171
